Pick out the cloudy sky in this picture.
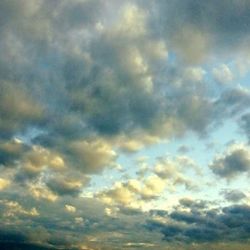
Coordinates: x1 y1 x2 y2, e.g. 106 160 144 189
1 0 250 249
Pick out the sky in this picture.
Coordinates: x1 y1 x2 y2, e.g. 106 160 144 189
1 0 250 249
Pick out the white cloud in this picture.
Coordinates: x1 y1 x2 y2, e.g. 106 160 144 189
212 64 233 84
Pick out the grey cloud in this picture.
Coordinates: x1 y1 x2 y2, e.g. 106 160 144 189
210 144 250 179
0 0 249 144
0 190 162 249
214 87 250 118
0 242 58 250
64 139 117 174
1 1 250 249
177 145 191 154
222 189 247 203
0 229 27 244
0 0 218 146
46 177 86 197
1 187 250 249
0 82 45 138
146 204 250 243
149 0 250 62
239 113 250 142
0 139 28 166
179 198 208 211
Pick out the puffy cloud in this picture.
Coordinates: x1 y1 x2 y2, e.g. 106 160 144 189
0 200 39 218
146 204 250 243
97 182 137 206
210 143 250 179
0 178 10 191
0 138 28 166
184 67 206 83
65 204 76 213
1 1 250 249
13 145 66 183
153 156 199 190
177 145 191 154
117 139 144 153
214 86 250 117
212 64 233 84
178 198 208 211
115 133 160 153
239 112 250 142
46 176 87 197
0 82 44 137
28 184 58 202
171 26 210 63
96 175 168 207
140 175 167 200
151 0 250 62
66 138 117 174
222 189 247 203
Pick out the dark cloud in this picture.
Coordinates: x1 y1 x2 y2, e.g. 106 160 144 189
0 82 45 138
46 177 84 197
0 0 248 147
0 242 55 250
178 198 208 211
214 87 250 118
0 139 28 166
210 144 250 179
1 1 250 249
222 189 247 203
0 0 220 147
1 188 250 249
0 229 27 244
146 204 250 243
64 139 117 174
239 113 250 142
150 0 250 62
178 145 191 154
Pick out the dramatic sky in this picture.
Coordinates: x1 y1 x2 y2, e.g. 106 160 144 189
1 0 250 249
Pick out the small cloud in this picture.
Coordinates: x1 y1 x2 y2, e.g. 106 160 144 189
212 64 233 84
65 204 76 213
210 143 250 179
184 67 206 82
0 178 10 190
222 189 246 203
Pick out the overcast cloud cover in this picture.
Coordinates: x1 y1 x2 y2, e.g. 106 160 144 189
1 0 250 249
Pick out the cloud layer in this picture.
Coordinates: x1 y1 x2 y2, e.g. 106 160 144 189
1 0 250 249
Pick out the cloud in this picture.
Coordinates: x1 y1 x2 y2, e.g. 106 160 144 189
1 1 250 249
239 113 250 142
0 82 44 137
153 156 199 189
96 175 168 207
178 198 208 211
115 133 160 154
210 143 250 179
222 189 247 203
151 0 250 62
184 67 206 83
46 176 87 197
214 86 250 118
0 199 39 218
146 204 250 243
0 178 10 191
212 64 233 84
12 144 66 183
28 184 58 202
65 204 76 213
0 242 53 250
0 138 28 166
66 138 117 174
